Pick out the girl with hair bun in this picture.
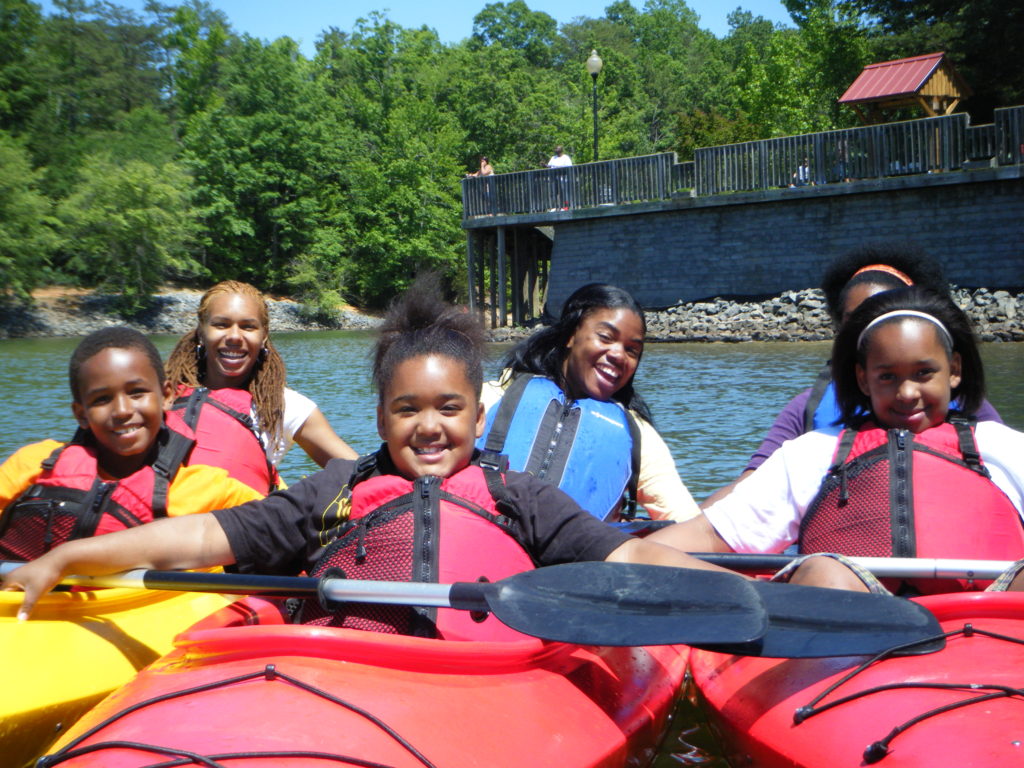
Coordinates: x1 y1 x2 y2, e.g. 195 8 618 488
165 281 356 492
649 286 1024 594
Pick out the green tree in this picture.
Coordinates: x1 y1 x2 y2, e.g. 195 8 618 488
0 0 43 134
470 0 558 67
182 36 347 289
727 22 824 136
0 132 59 298
153 0 235 120
25 0 168 197
673 109 759 159
784 0 869 127
57 155 200 313
314 19 467 306
441 43 576 170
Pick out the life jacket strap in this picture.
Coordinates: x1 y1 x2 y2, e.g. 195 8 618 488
482 373 534 455
803 363 833 433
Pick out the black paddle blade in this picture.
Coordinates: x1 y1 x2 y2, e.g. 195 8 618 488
693 580 946 658
473 563 767 647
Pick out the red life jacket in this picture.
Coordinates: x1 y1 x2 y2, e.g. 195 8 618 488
801 420 1024 593
171 386 279 494
299 458 536 641
0 413 195 560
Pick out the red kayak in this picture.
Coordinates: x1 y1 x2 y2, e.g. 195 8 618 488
690 591 1024 767
38 597 688 767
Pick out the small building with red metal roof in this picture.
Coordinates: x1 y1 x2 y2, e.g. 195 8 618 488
839 52 972 124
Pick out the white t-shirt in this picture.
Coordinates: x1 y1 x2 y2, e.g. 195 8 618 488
547 153 572 168
704 421 1024 553
261 387 317 467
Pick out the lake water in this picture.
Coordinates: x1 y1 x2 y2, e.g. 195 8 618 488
0 332 1021 765
3 332 1020 501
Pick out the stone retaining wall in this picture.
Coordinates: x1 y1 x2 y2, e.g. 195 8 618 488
543 169 1024 313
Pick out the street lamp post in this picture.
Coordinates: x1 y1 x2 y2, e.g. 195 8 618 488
586 49 603 162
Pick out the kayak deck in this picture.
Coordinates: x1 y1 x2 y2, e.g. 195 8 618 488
690 591 1024 768
0 586 235 768
40 596 689 767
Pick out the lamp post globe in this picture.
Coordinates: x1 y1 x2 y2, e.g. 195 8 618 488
586 50 603 161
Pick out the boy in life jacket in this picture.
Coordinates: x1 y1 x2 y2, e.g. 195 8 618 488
0 327 263 561
647 286 1024 595
3 276 723 635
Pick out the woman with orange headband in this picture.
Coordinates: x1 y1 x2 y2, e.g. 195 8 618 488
702 243 1002 506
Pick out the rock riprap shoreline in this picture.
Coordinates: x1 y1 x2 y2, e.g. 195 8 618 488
0 289 382 339
488 287 1024 343
643 287 1023 343
2 286 1021 342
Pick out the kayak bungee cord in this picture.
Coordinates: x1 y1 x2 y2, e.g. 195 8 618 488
788 624 1024 764
862 686 1024 764
39 664 437 768
41 743 393 767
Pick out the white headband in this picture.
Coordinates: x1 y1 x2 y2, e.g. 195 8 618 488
857 310 954 350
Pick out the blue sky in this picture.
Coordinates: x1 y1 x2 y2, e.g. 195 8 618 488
38 1 794 57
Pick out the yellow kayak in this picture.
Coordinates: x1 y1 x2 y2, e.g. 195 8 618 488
0 584 234 768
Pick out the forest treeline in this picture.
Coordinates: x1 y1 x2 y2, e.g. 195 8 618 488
1 0 1020 314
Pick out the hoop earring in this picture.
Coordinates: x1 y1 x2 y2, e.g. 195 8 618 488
258 346 268 363
194 341 205 364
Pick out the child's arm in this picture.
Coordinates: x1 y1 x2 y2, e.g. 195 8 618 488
642 513 734 554
1 512 233 621
610 513 738 573
605 535 737 573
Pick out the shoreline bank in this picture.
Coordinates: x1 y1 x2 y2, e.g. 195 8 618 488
2 286 1021 342
489 287 1024 343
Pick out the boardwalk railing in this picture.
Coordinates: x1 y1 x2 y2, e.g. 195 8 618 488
462 105 1024 218
462 152 677 218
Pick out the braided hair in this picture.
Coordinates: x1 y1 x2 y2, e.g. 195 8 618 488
165 281 287 443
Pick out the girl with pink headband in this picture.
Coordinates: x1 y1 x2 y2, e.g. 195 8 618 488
649 286 1024 594
703 244 1003 507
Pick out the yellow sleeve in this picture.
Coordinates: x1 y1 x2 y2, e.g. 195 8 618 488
0 440 64 511
166 464 265 517
631 413 701 522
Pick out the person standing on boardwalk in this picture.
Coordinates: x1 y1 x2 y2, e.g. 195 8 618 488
546 145 573 209
466 156 495 214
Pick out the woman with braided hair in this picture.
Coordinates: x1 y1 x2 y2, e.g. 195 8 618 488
165 281 355 491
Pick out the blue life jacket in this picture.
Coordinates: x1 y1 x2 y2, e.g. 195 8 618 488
476 375 640 521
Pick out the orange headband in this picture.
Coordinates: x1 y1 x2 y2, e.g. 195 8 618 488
850 264 913 286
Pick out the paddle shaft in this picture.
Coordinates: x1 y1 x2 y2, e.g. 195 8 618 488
692 553 1016 581
0 562 480 608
